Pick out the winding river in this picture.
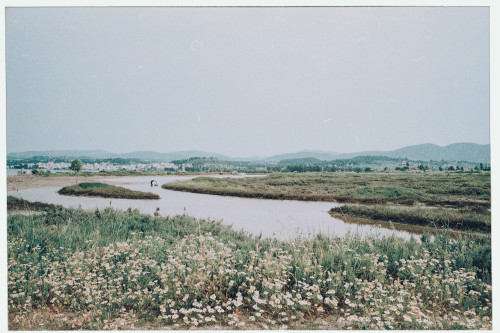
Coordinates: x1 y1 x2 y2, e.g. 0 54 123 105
7 175 419 241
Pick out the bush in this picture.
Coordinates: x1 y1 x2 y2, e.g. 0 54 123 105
70 159 83 172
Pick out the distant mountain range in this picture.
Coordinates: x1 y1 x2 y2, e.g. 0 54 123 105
7 143 490 163
7 149 231 161
333 143 490 163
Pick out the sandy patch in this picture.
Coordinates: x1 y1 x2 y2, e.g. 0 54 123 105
7 175 113 191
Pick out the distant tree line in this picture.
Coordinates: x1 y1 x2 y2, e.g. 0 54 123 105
8 154 490 174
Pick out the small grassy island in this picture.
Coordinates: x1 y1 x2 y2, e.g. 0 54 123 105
58 182 160 200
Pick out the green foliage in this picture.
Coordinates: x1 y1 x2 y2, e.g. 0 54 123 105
77 182 108 189
330 204 491 232
58 182 160 200
7 206 492 329
31 169 51 176
348 186 424 200
70 159 83 172
163 173 490 208
7 196 59 212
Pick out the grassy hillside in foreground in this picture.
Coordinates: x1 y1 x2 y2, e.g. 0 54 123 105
8 205 491 330
162 173 490 208
58 182 160 199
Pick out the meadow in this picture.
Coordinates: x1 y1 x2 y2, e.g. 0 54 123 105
7 201 491 330
58 182 159 200
162 172 490 207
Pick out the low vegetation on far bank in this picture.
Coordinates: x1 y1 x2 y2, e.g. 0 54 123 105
58 182 159 200
8 203 491 330
162 173 490 208
330 205 490 233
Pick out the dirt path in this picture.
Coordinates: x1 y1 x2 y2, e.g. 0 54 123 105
6 175 114 191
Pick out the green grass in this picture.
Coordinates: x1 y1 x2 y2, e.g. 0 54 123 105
7 196 60 212
58 182 160 200
330 205 490 233
7 203 491 330
162 173 490 208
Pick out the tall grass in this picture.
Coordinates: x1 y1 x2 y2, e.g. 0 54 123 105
8 205 491 330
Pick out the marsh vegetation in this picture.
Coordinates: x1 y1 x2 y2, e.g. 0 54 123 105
58 182 160 200
329 205 490 233
162 173 490 207
162 173 490 233
8 203 491 330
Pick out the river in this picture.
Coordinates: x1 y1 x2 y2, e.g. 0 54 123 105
7 175 419 241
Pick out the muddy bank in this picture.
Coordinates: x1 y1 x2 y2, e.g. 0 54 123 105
7 174 112 191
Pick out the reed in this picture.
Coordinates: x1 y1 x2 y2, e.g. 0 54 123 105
8 204 491 330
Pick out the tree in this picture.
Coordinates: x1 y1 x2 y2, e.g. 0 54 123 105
70 159 83 172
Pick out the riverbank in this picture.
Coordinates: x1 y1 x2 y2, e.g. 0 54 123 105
161 173 490 234
6 172 254 191
8 203 491 330
7 174 109 191
330 204 490 233
162 173 490 208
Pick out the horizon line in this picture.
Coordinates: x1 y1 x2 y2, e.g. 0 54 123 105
6 141 491 157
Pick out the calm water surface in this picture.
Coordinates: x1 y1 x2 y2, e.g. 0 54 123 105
8 175 418 241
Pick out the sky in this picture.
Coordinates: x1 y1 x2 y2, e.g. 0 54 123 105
5 6 490 157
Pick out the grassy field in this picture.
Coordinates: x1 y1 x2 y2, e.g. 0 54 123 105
162 172 490 234
58 182 160 200
330 205 490 233
8 202 491 330
162 173 490 208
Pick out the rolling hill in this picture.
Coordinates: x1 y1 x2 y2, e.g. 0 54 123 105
7 143 490 163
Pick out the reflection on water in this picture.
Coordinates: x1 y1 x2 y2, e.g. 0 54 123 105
7 175 419 241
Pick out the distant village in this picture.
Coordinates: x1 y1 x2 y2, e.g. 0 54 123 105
7 157 267 174
8 161 182 173
7 155 489 175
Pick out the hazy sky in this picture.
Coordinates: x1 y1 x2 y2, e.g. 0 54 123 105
6 6 490 157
